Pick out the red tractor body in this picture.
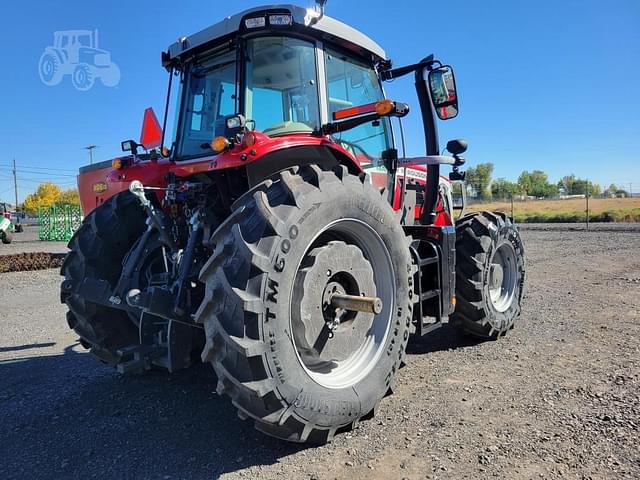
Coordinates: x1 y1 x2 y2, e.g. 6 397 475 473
64 3 524 444
78 134 450 226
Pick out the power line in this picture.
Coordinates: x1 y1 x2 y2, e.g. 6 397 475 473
14 169 77 177
0 163 78 172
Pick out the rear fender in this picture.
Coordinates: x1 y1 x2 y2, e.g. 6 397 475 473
245 144 362 187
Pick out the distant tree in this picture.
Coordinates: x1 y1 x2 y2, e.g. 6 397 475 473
518 170 557 198
517 171 532 196
59 188 80 206
466 163 494 200
569 178 601 196
558 175 577 195
491 178 520 200
589 183 602 196
22 182 63 214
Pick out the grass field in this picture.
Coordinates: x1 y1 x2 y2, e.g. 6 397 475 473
467 197 640 223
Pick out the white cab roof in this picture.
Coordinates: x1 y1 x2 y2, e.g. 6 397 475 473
167 4 386 62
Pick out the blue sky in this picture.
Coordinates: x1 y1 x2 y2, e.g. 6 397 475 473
0 0 639 202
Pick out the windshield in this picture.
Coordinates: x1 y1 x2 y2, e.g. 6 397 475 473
177 50 237 158
77 34 92 47
176 37 321 159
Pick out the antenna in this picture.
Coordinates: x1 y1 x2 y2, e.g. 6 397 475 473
308 0 327 26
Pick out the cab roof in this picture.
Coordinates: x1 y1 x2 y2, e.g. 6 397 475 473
166 4 386 63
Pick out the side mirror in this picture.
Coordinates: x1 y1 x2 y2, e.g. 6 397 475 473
428 66 458 120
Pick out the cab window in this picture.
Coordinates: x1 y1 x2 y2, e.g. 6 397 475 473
245 36 320 136
324 47 393 193
177 50 237 158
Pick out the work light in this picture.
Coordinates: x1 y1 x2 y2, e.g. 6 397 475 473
269 14 292 26
245 17 266 29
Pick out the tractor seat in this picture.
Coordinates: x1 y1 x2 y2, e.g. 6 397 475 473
262 121 314 137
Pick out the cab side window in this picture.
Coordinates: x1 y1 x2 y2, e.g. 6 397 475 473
324 48 393 192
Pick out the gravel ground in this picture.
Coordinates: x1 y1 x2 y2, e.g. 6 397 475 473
1 229 639 479
0 225 68 254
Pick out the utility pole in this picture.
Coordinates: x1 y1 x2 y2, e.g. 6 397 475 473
85 145 98 165
12 158 18 212
630 182 633 198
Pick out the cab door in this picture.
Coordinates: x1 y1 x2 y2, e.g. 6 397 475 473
323 48 395 200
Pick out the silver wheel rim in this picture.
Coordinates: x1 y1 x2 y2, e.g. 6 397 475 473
290 218 395 390
488 241 517 312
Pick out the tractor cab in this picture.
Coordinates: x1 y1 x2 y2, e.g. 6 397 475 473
162 5 399 192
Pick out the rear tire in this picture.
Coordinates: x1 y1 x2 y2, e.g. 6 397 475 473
60 192 146 364
451 211 525 339
196 165 414 443
2 231 12 244
38 52 62 86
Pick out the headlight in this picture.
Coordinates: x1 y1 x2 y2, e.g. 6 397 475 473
245 17 266 29
269 14 292 26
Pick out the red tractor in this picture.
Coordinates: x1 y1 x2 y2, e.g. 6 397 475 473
62 3 525 443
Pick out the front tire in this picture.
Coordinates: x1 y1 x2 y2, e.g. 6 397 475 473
451 211 525 338
196 165 414 443
72 63 95 91
60 192 146 363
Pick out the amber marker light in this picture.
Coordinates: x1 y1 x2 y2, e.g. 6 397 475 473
375 99 395 116
211 136 231 154
112 158 123 169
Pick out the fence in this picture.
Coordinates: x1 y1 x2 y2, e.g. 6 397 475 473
466 195 640 227
38 204 83 241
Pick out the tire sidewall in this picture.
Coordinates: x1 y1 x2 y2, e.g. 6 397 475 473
256 176 412 427
481 223 525 330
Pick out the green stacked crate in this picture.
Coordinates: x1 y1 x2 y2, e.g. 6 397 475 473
38 205 83 241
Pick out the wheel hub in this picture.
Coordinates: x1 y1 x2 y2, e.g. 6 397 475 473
289 218 396 390
489 263 504 290
294 241 376 357
488 242 518 313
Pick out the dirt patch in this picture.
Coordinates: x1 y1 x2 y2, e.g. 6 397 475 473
0 252 65 273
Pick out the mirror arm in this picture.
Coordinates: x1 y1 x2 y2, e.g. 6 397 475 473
414 57 441 225
380 55 440 81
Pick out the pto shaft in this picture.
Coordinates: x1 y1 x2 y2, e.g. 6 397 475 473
330 293 382 315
